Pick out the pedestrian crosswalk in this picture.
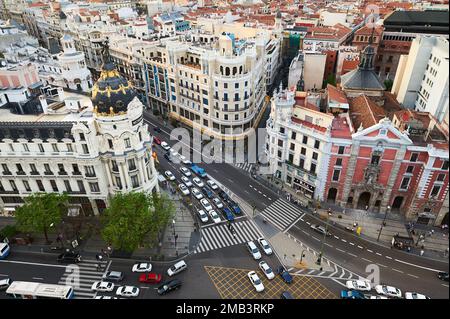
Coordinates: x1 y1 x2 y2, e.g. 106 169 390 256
233 162 255 173
290 258 363 281
260 199 305 231
194 220 263 254
58 259 109 299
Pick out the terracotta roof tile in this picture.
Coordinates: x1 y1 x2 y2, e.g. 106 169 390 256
349 95 387 129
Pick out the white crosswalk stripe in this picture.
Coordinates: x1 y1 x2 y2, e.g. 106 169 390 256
233 163 254 173
57 259 108 299
292 256 363 281
194 220 263 254
260 199 305 231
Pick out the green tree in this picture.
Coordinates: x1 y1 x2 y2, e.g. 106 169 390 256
101 192 175 252
15 193 68 243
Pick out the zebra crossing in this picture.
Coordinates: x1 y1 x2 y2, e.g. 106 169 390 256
58 259 109 299
194 219 263 254
290 258 363 281
260 199 305 231
233 162 255 173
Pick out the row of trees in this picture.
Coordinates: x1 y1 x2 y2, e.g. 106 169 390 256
13 192 175 252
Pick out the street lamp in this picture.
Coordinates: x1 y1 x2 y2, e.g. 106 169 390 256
317 210 332 266
377 205 391 242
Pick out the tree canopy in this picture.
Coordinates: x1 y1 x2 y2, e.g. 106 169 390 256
15 193 68 243
101 192 175 252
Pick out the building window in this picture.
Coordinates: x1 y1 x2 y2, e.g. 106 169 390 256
9 180 18 192
431 185 441 197
442 160 449 170
332 170 340 181
312 152 318 160
277 150 282 158
82 144 89 154
38 144 44 152
58 164 66 174
310 163 316 174
67 143 73 152
77 180 86 193
124 138 131 149
291 132 297 140
23 181 31 192
128 158 136 171
30 164 37 174
89 182 100 193
410 153 418 162
131 175 140 188
23 144 29 152
279 127 285 134
314 140 320 149
52 143 59 152
302 136 308 144
301 147 306 155
336 158 343 166
288 153 294 163
72 164 80 175
371 154 381 165
79 133 85 141
111 160 119 172
290 143 295 151
299 158 305 169
50 180 58 192
338 146 345 154
437 173 445 182
400 177 410 190
115 176 123 189
406 165 414 174
108 139 113 149
278 139 283 147
36 180 45 192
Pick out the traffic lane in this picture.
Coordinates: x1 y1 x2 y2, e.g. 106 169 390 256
288 223 449 299
300 213 449 274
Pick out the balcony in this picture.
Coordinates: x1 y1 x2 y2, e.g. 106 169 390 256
30 171 40 176
128 166 137 172
85 173 96 178
2 171 12 175
44 171 54 176
16 171 26 176
58 171 68 176
72 171 82 176
180 61 201 70
285 160 317 178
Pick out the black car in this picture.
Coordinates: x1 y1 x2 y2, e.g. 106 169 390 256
281 291 294 299
153 127 162 133
157 279 182 295
438 272 449 282
277 266 293 284
218 191 230 201
57 252 81 263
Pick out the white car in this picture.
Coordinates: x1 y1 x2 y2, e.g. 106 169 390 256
191 187 203 200
375 285 402 298
192 177 204 188
368 295 388 299
209 210 221 224
164 170 176 181
206 180 219 190
405 292 430 299
169 149 179 158
94 296 118 299
181 176 193 187
248 271 264 293
160 141 170 150
132 262 152 273
200 198 213 211
259 261 275 280
346 280 371 291
179 155 192 165
257 238 273 256
180 167 192 177
246 241 262 260
212 197 224 209
116 286 139 298
197 209 209 223
179 184 190 196
91 281 114 292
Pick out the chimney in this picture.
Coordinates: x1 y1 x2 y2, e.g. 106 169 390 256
39 95 48 114
57 87 65 102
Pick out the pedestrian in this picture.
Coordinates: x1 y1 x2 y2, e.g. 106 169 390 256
365 205 369 211
407 246 411 253
431 229 435 235
420 249 424 256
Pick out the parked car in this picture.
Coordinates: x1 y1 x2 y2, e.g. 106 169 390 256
367 295 388 299
157 279 182 295
180 167 192 177
197 209 209 223
57 252 81 263
218 190 230 201
345 280 371 292
277 266 293 284
375 285 402 298
180 176 193 187
201 187 214 199
102 271 124 282
200 198 213 211
0 278 11 291
438 272 449 281
257 238 273 255
259 261 275 280
139 273 162 284
91 281 114 292
191 187 203 200
160 141 170 151
164 153 172 162
405 292 430 299
247 271 264 293
310 224 331 237
209 210 221 224
153 137 161 145
192 177 205 188
212 197 224 209
227 200 242 215
340 290 365 299
179 155 192 165
178 184 190 196
167 260 187 277
132 262 152 273
164 170 176 181
222 207 234 222
116 286 139 297
246 241 262 260
280 291 294 299
94 296 118 299
206 180 219 190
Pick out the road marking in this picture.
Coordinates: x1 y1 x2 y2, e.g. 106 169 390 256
349 242 355 246
311 236 321 242
347 252 358 258
377 263 387 268
442 284 449 288
357 245 363 249
333 235 339 240
32 277 44 280
139 287 151 289
331 278 347 287
394 259 445 273
287 267 294 272
341 239 347 243
324 243 333 248
375 252 382 256
336 248 345 253
407 274 419 279
367 249 373 253
385 256 392 260
0 274 9 277
361 258 372 263
307 269 316 274
392 268 403 273
295 269 305 274
0 260 67 268
306 221 311 225
301 230 310 236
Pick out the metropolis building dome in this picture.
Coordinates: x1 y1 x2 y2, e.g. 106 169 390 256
91 61 137 115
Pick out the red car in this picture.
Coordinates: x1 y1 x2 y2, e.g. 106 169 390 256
153 137 161 145
139 273 162 284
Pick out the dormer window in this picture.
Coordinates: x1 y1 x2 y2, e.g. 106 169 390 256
380 129 387 136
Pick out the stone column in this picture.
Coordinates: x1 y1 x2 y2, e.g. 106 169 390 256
119 161 129 190
90 199 100 216
138 156 146 187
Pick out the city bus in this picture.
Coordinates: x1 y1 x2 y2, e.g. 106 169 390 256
0 243 10 259
6 281 74 299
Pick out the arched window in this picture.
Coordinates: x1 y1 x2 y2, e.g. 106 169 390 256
220 66 223 75
232 67 237 75
239 66 243 74
225 67 230 76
